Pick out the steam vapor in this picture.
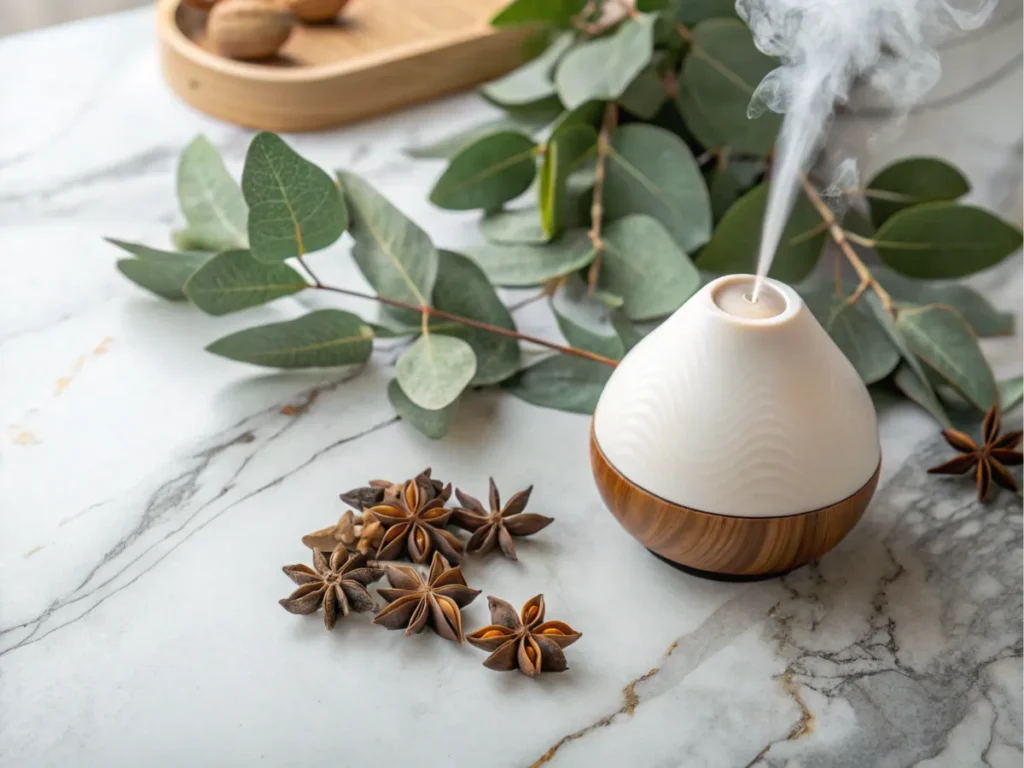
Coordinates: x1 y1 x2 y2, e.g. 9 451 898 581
739 0 999 296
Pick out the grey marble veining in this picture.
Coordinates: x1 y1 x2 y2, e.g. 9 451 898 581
0 7 1022 768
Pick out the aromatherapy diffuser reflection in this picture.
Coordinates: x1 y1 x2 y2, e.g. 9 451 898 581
590 274 880 579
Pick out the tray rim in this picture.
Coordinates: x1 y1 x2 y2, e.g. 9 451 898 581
156 0 512 85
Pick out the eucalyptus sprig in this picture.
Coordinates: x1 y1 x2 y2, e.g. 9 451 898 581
111 0 1023 440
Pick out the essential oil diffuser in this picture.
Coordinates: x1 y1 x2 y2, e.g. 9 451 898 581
590 274 880 579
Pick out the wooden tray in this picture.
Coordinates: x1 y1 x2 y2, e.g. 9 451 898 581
157 0 528 131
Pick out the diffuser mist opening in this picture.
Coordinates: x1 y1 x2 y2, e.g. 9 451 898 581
712 277 787 320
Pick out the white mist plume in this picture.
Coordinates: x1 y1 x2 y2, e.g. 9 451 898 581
738 0 998 298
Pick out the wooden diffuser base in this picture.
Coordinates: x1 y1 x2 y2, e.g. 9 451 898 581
590 427 879 578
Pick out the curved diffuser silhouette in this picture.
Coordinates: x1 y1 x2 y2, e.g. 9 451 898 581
590 274 880 578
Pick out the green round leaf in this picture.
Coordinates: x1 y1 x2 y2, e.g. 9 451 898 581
482 34 574 108
206 309 373 369
177 135 248 252
397 334 477 410
469 229 597 286
491 0 587 27
677 19 781 154
241 132 346 263
505 356 612 414
184 249 307 316
824 299 900 385
555 14 656 109
874 202 1023 279
387 380 457 440
873 267 1014 338
896 305 996 413
679 0 738 24
697 183 826 283
405 116 545 160
430 250 521 385
338 170 438 311
552 276 626 360
866 157 970 227
109 239 209 300
999 376 1024 414
480 208 551 245
539 123 598 238
600 215 701 320
893 363 950 427
604 124 712 252
618 65 668 119
429 131 538 212
709 159 764 222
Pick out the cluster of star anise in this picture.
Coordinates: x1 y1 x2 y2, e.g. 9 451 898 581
279 468 581 677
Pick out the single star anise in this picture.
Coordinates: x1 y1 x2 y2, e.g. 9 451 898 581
340 467 449 511
367 477 464 564
929 404 1022 501
279 545 384 630
467 594 581 677
372 552 480 643
451 479 553 560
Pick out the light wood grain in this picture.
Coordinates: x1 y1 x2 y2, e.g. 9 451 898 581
157 0 529 131
590 426 879 577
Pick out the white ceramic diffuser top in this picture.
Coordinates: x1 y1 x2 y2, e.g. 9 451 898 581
593 274 880 518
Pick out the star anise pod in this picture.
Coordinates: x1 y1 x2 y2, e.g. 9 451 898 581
467 595 581 677
340 467 449 511
929 404 1022 501
367 477 464 564
372 552 480 643
279 545 384 630
451 479 553 560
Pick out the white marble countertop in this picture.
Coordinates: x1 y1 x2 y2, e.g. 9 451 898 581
1 8 1022 768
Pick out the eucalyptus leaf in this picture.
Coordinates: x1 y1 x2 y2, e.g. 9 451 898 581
600 214 700 320
551 276 626 360
491 0 587 27
896 305 996 413
893 363 950 427
470 230 596 286
874 268 1014 337
482 33 574 108
405 115 548 159
184 249 307 316
611 312 645 351
177 135 248 252
825 299 900 385
430 250 521 385
547 101 604 137
697 183 826 282
539 123 597 238
555 14 656 109
338 170 438 310
396 334 477 410
677 19 781 154
619 65 668 119
679 0 737 24
206 309 373 369
109 239 209 300
506 355 612 414
604 123 712 251
874 203 1023 279
866 157 970 227
242 133 346 264
862 292 949 427
171 228 213 252
480 208 551 245
429 131 538 211
709 158 764 222
388 379 457 439
367 321 417 338
999 376 1024 413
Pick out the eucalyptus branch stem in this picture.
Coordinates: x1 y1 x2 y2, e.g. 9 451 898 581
304 276 618 368
587 103 618 294
843 231 875 248
800 176 894 314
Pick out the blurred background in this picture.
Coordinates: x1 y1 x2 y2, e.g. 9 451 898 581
0 0 148 36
